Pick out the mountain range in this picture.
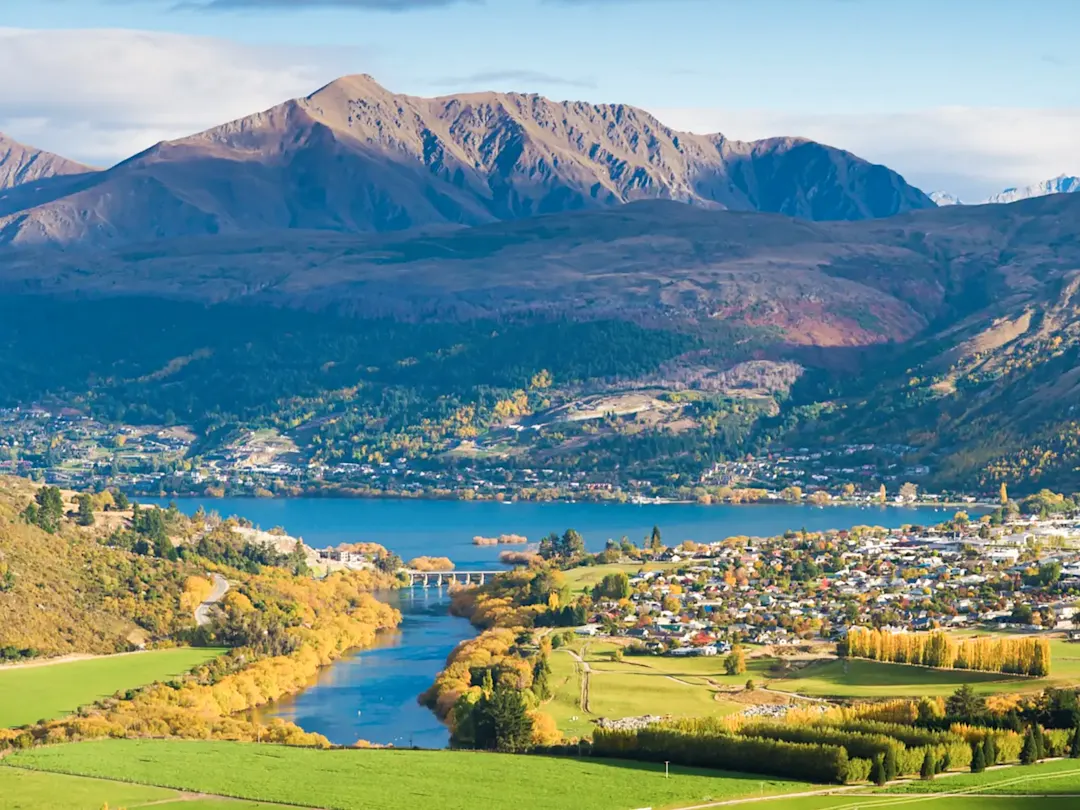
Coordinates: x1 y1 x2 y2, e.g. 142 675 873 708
931 174 1080 206
1 75 1079 493
0 75 934 248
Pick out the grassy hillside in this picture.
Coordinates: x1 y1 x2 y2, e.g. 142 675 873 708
0 648 224 728
0 478 200 657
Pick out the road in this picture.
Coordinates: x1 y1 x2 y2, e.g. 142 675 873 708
194 573 229 627
562 648 592 713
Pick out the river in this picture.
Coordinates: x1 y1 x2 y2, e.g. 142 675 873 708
157 497 975 746
249 588 474 748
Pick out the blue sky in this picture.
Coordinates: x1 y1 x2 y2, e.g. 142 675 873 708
3 0 1079 198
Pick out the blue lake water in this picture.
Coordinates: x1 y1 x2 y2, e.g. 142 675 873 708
156 497 978 746
154 497 971 569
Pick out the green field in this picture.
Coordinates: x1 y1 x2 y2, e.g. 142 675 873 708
546 642 746 736
879 757 1080 794
752 798 1074 810
0 648 224 728
768 636 1080 698
561 562 681 591
5 739 815 810
0 767 289 810
542 634 1080 735
768 658 1020 698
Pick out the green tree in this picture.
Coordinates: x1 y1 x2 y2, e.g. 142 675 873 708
982 735 996 767
449 691 480 749
592 571 631 601
920 749 935 780
531 657 552 701
724 647 747 675
970 741 985 773
473 684 534 752
112 490 130 511
556 529 584 558
1020 728 1038 765
870 754 886 786
883 746 898 782
24 485 64 533
916 696 943 723
1071 720 1080 758
76 494 95 527
649 525 663 554
946 683 986 717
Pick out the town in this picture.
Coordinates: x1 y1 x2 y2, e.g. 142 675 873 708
561 498 1080 654
0 406 987 504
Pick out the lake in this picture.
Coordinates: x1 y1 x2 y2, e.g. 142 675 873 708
157 497 976 747
153 496 971 568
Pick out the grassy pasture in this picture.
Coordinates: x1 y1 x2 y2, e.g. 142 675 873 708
0 647 224 728
0 767 288 810
5 739 815 810
879 756 1080 794
560 562 682 591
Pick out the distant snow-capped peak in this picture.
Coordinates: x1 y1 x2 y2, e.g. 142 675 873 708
932 174 1080 206
984 174 1080 204
929 191 962 206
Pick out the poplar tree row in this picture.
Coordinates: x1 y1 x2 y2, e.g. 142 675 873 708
845 628 1050 676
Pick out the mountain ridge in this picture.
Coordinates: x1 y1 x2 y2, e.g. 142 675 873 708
0 74 934 248
0 132 95 192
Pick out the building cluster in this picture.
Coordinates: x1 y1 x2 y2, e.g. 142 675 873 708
580 516 1080 654
701 443 933 492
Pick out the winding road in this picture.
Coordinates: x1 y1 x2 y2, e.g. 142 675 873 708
194 573 229 627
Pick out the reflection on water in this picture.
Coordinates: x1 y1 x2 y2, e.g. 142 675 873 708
252 587 476 748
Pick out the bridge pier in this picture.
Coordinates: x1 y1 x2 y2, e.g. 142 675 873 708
403 569 500 588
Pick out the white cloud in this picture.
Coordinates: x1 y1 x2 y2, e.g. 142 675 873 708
650 107 1080 201
0 27 351 167
3 28 1076 200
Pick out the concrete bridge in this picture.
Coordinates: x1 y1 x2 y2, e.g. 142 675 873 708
403 569 501 588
